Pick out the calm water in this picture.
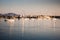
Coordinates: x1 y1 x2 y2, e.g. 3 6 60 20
0 18 60 40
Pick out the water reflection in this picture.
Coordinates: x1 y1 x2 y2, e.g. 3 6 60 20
0 18 60 40
4 19 15 35
3 18 60 35
4 19 15 27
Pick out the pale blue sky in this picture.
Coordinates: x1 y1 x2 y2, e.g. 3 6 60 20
0 0 60 7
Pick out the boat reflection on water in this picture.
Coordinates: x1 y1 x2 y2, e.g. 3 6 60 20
5 19 14 21
4 19 15 35
4 19 15 23
4 19 15 26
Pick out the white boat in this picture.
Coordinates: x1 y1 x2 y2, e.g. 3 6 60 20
4 19 14 22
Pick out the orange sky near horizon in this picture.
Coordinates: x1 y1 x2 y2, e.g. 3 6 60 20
0 0 60 16
0 5 60 16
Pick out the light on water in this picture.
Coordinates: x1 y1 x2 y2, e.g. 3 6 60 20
0 18 60 40
6 19 15 23
53 18 57 20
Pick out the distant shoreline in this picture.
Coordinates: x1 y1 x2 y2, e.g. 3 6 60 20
0 13 60 19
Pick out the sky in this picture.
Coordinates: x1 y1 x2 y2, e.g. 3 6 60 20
0 0 60 15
